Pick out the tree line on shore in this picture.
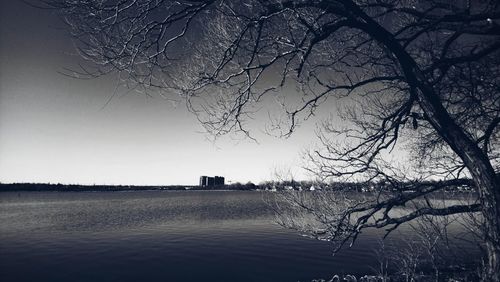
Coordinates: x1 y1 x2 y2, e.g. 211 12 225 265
0 179 476 193
0 182 252 192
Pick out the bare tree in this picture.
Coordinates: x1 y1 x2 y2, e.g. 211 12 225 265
45 0 499 279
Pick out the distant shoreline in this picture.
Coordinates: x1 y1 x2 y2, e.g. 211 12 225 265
0 183 255 192
0 181 477 194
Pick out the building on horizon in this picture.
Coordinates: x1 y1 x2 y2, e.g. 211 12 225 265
214 176 224 186
199 176 225 187
199 176 208 187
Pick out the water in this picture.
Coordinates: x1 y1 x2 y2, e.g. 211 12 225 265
0 191 479 282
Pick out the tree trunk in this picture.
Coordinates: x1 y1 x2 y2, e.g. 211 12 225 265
411 69 500 282
337 2 500 278
457 139 500 282
479 171 500 281
405 62 500 282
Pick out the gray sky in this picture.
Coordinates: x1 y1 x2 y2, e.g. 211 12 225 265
0 0 323 185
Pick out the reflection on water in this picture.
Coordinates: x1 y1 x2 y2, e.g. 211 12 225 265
0 191 479 282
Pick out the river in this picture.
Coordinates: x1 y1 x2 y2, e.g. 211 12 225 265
0 190 480 282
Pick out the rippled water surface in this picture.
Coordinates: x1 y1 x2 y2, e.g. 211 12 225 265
0 191 478 282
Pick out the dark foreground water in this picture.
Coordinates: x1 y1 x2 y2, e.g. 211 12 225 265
0 191 479 282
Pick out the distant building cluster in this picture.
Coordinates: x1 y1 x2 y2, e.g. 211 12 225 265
199 176 225 187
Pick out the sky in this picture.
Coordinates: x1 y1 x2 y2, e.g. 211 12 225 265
0 0 324 185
